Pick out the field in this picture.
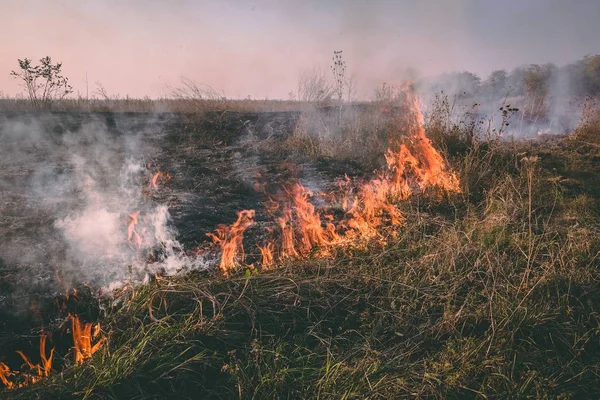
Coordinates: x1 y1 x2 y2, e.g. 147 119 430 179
0 94 600 399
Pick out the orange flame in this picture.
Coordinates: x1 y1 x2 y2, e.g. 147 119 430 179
258 242 274 268
196 84 459 276
247 84 459 270
0 333 54 389
277 208 299 259
207 210 256 276
0 362 13 389
385 85 460 195
150 171 172 190
127 211 143 249
71 315 104 364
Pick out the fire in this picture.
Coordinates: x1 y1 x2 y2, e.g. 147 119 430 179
258 242 274 268
150 171 172 190
15 333 54 381
127 210 143 249
71 315 104 364
0 333 54 389
0 363 13 389
200 84 458 278
385 85 460 195
207 209 256 276
276 208 299 259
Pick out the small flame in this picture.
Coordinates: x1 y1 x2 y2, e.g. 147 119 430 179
127 210 143 249
71 315 104 364
258 242 275 268
0 362 13 389
0 333 54 389
207 210 256 276
150 171 172 190
277 208 299 259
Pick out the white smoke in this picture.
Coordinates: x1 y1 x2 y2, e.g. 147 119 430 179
0 113 207 295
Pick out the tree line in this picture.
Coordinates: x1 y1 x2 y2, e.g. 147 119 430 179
422 54 600 100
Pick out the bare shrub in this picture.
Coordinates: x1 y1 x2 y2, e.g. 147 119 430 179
297 68 333 103
10 56 73 111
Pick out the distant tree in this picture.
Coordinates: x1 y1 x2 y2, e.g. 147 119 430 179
507 67 527 96
485 70 508 97
582 54 600 95
10 56 73 110
455 71 481 95
524 64 555 100
434 71 481 96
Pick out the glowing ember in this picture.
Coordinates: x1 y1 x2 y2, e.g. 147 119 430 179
207 209 256 276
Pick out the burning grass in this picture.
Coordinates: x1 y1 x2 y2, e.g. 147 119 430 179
2 87 600 399
208 87 460 276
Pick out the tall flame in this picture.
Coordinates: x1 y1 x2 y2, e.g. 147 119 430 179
206 84 460 277
71 315 104 365
207 209 256 276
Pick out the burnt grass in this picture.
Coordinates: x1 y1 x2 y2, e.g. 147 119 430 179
1 109 600 399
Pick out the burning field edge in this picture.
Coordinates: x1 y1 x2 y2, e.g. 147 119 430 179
1 86 600 399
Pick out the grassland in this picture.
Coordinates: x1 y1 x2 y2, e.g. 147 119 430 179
3 98 600 399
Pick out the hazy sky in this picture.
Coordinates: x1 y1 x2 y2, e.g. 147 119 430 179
1 0 599 99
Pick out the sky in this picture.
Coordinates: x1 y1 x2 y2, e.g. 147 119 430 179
1 0 599 99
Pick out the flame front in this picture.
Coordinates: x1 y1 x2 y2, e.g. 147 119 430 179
207 84 460 275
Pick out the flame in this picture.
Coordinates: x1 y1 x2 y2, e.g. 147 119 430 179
207 210 256 276
0 333 54 389
276 208 299 259
39 335 54 378
258 242 274 268
71 315 104 364
243 84 460 271
0 363 13 389
192 85 461 276
385 85 460 195
127 211 143 249
150 171 172 190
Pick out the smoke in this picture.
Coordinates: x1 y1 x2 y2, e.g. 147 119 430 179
2 1 599 99
414 66 586 138
0 113 206 295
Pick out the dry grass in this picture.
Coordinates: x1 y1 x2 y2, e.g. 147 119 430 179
4 95 600 399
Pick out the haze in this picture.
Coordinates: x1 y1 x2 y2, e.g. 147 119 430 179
1 0 599 99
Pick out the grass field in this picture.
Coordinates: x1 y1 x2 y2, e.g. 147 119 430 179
1 96 600 399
